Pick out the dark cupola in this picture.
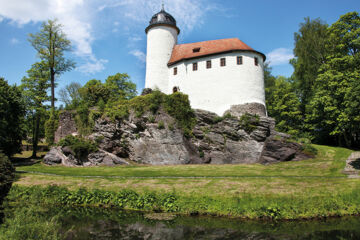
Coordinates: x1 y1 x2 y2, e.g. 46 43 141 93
145 5 180 34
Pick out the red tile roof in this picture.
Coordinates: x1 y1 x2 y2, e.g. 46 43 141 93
168 38 265 66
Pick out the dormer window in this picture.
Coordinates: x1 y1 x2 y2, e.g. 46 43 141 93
193 48 200 53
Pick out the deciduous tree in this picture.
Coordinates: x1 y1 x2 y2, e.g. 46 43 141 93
21 61 51 157
0 78 25 156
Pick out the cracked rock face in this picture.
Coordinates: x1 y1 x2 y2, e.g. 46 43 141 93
46 108 310 166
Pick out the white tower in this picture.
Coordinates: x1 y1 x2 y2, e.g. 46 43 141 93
145 6 180 92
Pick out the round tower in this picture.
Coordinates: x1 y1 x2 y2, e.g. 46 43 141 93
145 7 180 92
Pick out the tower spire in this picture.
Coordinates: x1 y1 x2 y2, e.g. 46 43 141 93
161 0 164 11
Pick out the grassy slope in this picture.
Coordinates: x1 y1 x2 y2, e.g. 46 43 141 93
11 144 360 219
16 145 351 177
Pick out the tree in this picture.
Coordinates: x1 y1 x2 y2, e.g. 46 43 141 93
266 76 302 136
21 61 51 157
0 153 15 207
307 12 360 147
105 73 137 101
58 82 81 108
78 79 110 107
28 19 75 111
0 78 25 156
291 17 329 114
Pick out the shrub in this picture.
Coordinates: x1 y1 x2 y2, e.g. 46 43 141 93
301 143 318 156
44 112 58 146
239 113 260 134
158 121 165 129
104 91 197 137
0 153 15 207
58 135 98 160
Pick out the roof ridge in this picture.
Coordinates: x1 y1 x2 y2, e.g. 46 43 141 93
175 37 241 47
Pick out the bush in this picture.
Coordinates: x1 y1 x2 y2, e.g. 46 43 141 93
44 112 58 145
157 121 165 129
105 91 197 136
301 144 318 156
239 113 260 134
0 78 26 156
0 153 15 207
58 135 98 160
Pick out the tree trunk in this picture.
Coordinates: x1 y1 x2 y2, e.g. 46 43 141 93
50 68 55 111
31 112 40 158
343 132 351 148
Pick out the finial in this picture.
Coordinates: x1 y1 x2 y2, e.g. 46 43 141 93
161 0 164 11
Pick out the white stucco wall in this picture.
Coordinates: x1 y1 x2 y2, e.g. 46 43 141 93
168 52 265 116
145 26 178 91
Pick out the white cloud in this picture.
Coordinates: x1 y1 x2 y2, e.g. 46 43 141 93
99 0 217 33
10 37 19 45
0 0 106 74
130 50 146 63
129 36 142 42
77 58 108 74
266 48 294 66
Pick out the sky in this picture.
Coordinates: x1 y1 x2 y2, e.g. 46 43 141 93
0 0 359 99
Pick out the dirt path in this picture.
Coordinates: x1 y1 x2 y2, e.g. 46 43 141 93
343 152 360 178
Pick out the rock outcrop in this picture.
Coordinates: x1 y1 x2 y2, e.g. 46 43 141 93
47 108 310 166
54 111 77 143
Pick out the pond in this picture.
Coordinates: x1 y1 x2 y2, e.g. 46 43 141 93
48 207 360 239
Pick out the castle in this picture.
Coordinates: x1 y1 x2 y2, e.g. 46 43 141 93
145 7 266 116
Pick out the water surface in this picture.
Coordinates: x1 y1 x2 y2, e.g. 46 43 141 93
57 207 360 240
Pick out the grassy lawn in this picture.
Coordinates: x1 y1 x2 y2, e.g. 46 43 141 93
15 145 352 177
8 144 360 219
13 145 358 197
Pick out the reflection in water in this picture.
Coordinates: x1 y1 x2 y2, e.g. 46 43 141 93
57 207 360 240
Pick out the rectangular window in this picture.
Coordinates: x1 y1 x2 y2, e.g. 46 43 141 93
206 60 212 69
173 67 177 75
193 62 198 71
237 56 243 65
220 58 226 67
254 57 258 66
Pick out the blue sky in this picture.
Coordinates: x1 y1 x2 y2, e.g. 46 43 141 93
0 0 359 100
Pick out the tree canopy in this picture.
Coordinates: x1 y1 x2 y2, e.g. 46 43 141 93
21 61 51 157
28 19 75 110
0 78 25 156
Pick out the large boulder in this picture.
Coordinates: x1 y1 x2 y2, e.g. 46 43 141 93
46 108 309 166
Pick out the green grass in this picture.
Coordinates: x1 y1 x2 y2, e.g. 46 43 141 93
16 145 351 177
9 144 360 219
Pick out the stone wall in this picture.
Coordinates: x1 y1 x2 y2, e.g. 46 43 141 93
54 111 78 143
